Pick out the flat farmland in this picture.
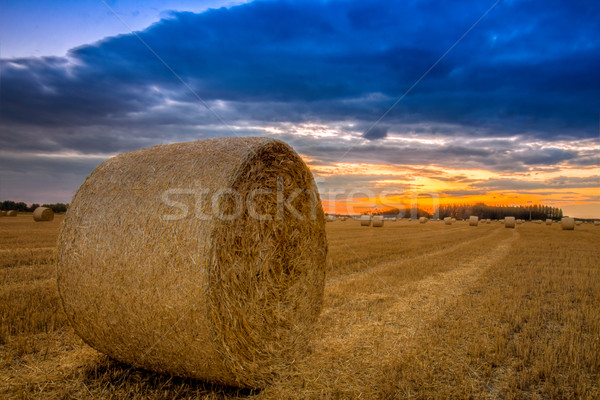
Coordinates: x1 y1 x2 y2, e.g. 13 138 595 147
1 215 599 399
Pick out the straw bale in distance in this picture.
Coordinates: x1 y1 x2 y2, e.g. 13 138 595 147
360 215 371 226
561 217 575 230
469 216 479 226
56 137 327 388
419 217 428 224
326 215 336 222
594 221 600 226
6 210 17 217
505 216 516 228
444 217 452 225
372 215 384 227
575 220 582 226
546 219 552 225
33 206 54 222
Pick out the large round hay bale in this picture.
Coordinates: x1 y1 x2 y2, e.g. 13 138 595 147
57 138 327 388
372 215 384 227
33 207 54 222
6 210 17 217
360 215 372 226
419 217 428 224
444 217 452 225
505 216 515 228
545 219 552 225
561 217 575 230
469 216 479 226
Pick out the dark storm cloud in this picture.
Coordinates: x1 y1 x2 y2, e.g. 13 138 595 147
2 0 599 137
1 0 599 202
363 126 388 141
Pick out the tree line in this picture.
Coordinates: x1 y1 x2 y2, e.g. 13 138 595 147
1 200 68 214
371 202 563 220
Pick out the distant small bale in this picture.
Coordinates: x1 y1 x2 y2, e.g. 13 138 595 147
419 217 428 224
444 217 452 225
561 217 575 230
486 219 491 224
340 216 346 221
326 215 336 222
360 215 372 226
57 137 327 388
594 221 600 226
6 210 17 217
505 216 516 228
516 219 523 225
451 218 456 223
33 207 54 222
575 220 582 226
533 220 542 224
546 219 552 225
372 215 384 227
469 216 479 226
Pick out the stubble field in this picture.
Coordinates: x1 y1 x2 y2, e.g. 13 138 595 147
1 215 599 399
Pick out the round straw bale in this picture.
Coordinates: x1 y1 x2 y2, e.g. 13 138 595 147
451 218 456 223
360 215 372 226
516 219 523 224
6 210 17 217
326 215 336 222
545 219 552 225
444 217 452 225
372 215 384 227
469 216 479 226
340 216 346 221
419 217 428 224
33 207 54 222
561 217 575 230
504 216 515 228
57 138 327 388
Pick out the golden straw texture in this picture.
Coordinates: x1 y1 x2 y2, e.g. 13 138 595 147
372 215 384 227
561 217 575 230
33 207 54 222
6 210 17 217
360 215 371 226
57 137 327 388
469 216 479 226
505 216 516 228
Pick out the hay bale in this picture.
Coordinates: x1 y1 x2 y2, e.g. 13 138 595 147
57 138 327 388
444 217 452 225
451 218 456 223
594 221 600 226
33 207 54 222
6 210 17 217
505 216 515 228
575 220 582 226
326 215 336 222
486 219 491 224
340 216 346 221
546 219 552 225
516 219 523 225
419 217 428 224
360 215 372 226
372 215 384 227
469 216 479 226
561 217 575 230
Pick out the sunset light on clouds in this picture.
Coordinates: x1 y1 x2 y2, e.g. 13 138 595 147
1 0 599 217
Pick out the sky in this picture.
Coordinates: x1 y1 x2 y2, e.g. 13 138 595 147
1 0 599 217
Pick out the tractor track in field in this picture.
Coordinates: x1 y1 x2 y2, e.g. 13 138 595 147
293 229 519 396
326 226 505 287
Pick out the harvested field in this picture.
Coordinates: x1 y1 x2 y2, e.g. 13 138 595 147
1 215 599 399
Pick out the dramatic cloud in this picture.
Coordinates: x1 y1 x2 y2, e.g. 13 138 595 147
0 0 598 212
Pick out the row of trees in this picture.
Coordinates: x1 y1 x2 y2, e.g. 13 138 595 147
438 203 563 221
1 200 68 214
369 203 563 220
